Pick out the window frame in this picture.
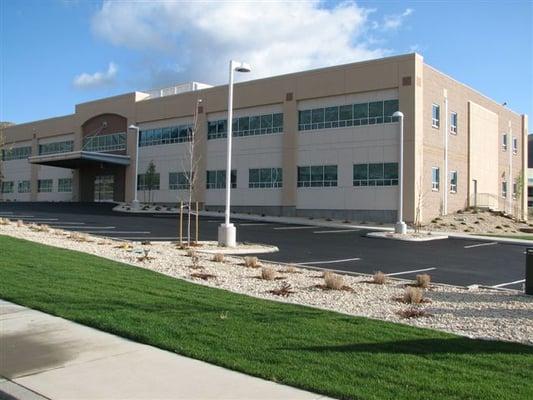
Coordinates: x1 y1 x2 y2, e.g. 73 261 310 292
297 165 337 187
37 179 53 193
450 112 458 134
432 104 440 128
449 170 458 194
501 181 507 198
57 178 72 193
502 134 508 151
512 137 518 154
431 167 440 191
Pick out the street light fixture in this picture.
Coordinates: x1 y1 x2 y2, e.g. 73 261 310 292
128 124 140 210
218 60 252 247
392 111 407 234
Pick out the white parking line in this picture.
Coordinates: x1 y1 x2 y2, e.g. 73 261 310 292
464 242 498 249
55 226 115 229
47 222 86 225
8 217 59 221
313 229 360 234
273 226 316 230
240 223 270 226
4 215 36 218
295 257 361 265
491 279 525 288
116 237 186 240
84 230 151 234
386 267 437 276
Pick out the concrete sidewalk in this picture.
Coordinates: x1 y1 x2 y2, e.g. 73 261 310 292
0 300 332 400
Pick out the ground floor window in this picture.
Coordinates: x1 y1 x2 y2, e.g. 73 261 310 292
38 179 53 193
169 172 191 190
18 180 31 193
137 173 160 191
58 178 72 192
249 168 282 188
1 181 14 193
206 170 236 189
297 165 337 187
449 171 458 193
431 167 440 191
513 181 517 199
501 181 507 198
353 163 398 186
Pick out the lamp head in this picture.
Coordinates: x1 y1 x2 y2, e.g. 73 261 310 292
392 111 404 118
128 124 139 130
233 61 251 73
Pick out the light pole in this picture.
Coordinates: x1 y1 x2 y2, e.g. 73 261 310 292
218 60 251 247
128 124 140 210
392 111 407 234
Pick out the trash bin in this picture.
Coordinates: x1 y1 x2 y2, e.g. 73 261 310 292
526 248 533 295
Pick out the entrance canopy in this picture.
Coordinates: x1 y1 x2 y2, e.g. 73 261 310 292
28 151 130 169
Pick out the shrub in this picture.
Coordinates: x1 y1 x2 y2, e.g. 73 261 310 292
396 308 431 319
244 256 260 268
269 283 295 297
190 272 216 280
16 219 24 227
0 218 10 225
212 253 225 263
324 272 344 290
415 273 431 288
261 267 277 281
372 271 387 284
190 255 201 269
137 249 154 262
186 249 196 257
495 225 502 230
282 265 300 274
403 287 424 304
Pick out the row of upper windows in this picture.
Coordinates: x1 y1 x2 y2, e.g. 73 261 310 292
135 164 398 191
39 141 74 155
207 113 284 140
139 124 193 147
0 178 72 194
1 146 32 161
83 133 126 152
501 134 519 154
431 104 458 134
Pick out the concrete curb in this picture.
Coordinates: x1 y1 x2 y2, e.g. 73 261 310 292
366 231 449 242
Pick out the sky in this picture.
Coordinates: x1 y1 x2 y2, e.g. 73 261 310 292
1 0 532 131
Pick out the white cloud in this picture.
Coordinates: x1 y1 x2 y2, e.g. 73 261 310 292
91 1 394 86
73 62 118 89
382 8 413 31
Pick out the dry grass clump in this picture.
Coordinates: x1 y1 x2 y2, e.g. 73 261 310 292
415 273 431 289
402 287 428 304
212 253 225 263
261 267 277 281
324 272 344 290
190 255 202 269
372 271 387 284
141 240 152 246
114 242 132 250
396 307 431 319
68 232 90 242
269 282 295 297
282 265 301 274
0 218 10 225
137 249 154 262
16 219 24 227
190 272 216 281
186 249 197 257
244 256 261 268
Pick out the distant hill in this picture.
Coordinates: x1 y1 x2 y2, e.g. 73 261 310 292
0 122 15 129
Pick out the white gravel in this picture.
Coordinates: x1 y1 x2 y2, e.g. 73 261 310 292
1 221 532 345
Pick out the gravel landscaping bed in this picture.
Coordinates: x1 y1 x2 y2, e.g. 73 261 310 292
1 220 532 345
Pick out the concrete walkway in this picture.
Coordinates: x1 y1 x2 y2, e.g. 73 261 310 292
0 300 332 400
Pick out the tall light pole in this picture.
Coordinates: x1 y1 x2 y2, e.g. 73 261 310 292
128 124 140 210
393 111 407 234
218 60 251 247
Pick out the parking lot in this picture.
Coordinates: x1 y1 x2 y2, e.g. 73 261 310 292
0 202 527 290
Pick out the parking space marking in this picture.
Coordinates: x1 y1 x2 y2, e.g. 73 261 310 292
273 226 315 230
47 222 86 225
313 229 361 234
386 267 436 276
491 279 525 288
116 237 185 240
464 242 498 249
239 223 270 226
9 217 58 221
83 230 151 234
295 257 361 265
5 215 36 218
55 226 115 229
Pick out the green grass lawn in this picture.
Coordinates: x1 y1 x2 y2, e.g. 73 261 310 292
479 233 533 241
0 235 532 400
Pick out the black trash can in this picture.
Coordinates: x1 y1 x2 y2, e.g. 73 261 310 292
526 248 533 295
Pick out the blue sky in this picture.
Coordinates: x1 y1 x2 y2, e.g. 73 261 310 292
1 0 531 131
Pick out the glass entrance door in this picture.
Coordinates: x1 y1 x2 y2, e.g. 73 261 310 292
94 175 114 202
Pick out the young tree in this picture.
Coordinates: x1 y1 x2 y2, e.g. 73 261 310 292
0 124 12 201
144 160 158 204
180 98 202 245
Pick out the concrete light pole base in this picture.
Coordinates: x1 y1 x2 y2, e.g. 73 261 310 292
395 221 407 234
218 223 237 247
131 200 141 210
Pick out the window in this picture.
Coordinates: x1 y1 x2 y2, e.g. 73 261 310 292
38 141 73 155
1 146 31 161
432 104 440 128
501 181 507 198
298 99 399 131
431 167 440 191
139 124 192 147
450 112 457 134
502 134 508 151
83 133 127 152
297 165 337 187
208 113 283 139
513 181 518 199
353 163 398 186
450 171 458 193
18 180 31 193
513 137 518 154
206 170 236 189
169 172 191 190
58 178 72 192
137 173 160 191
249 168 282 188
1 181 14 193
37 179 53 193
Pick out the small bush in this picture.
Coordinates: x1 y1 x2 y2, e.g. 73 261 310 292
186 249 196 257
190 255 201 269
261 267 277 281
324 272 344 290
115 242 132 250
282 265 300 274
0 218 10 225
137 249 154 262
397 307 431 319
212 253 225 263
190 272 216 280
495 225 502 230
16 219 24 227
372 271 387 284
403 287 424 304
269 283 295 297
244 256 260 268
415 273 431 288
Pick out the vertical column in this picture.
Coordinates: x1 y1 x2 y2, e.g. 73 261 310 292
521 115 528 221
30 134 38 201
281 92 297 216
